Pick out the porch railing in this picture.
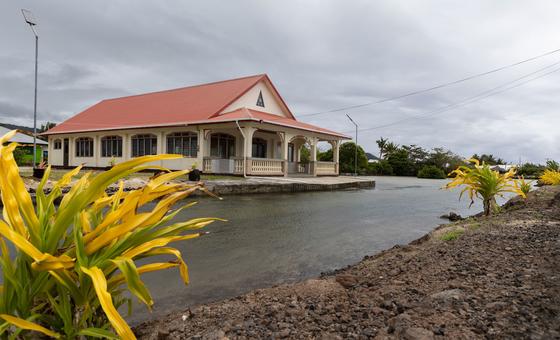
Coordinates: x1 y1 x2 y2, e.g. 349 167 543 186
203 157 244 174
316 161 337 175
248 158 284 175
234 158 244 174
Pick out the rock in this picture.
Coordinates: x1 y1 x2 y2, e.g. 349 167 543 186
403 327 434 340
440 212 464 221
335 274 359 288
201 329 228 340
429 289 464 303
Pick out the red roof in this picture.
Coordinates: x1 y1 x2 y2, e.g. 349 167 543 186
209 108 349 138
43 74 348 138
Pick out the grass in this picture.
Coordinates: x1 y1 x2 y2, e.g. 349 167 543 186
440 228 465 241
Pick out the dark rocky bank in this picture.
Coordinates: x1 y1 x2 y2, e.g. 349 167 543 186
135 186 560 339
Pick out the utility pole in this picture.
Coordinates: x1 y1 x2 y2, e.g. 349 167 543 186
22 9 39 166
346 114 358 176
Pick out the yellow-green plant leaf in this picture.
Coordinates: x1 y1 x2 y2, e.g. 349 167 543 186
0 314 60 339
110 257 153 308
81 266 136 340
78 327 120 339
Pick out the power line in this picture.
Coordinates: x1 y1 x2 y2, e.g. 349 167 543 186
298 47 560 117
341 60 560 134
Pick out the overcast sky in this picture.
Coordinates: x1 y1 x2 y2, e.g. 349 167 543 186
1 1 559 163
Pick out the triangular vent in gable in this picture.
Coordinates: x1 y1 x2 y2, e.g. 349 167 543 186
256 91 265 107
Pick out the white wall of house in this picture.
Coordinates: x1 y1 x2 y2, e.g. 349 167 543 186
220 80 291 117
46 121 343 176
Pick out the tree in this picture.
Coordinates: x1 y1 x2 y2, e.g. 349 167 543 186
384 142 399 157
376 137 388 159
39 121 56 133
386 149 415 176
339 142 368 174
471 154 505 165
366 160 393 175
299 145 310 163
317 148 333 161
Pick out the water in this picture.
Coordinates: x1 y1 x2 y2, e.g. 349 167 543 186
132 176 511 323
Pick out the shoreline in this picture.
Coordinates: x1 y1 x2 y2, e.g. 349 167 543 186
134 186 560 339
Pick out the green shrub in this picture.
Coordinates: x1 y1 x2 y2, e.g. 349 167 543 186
366 160 393 175
417 165 446 179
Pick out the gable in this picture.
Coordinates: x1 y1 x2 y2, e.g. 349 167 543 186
219 79 292 118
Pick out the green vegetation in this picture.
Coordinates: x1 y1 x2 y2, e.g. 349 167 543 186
445 159 526 216
470 154 505 165
517 163 545 178
0 130 220 338
14 146 43 166
417 165 446 179
338 142 368 173
440 228 465 241
368 137 465 177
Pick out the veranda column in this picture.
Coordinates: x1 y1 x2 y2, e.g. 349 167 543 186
310 137 318 176
123 134 129 161
280 132 289 177
332 140 340 175
242 127 255 176
198 128 206 172
94 134 99 167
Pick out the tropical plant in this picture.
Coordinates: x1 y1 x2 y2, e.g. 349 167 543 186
513 176 533 197
0 130 221 339
375 137 388 159
445 159 525 216
540 169 560 185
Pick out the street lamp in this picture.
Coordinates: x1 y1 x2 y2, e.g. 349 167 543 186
346 114 358 176
21 9 39 167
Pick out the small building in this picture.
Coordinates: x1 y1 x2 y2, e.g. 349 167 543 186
0 125 48 164
42 74 349 176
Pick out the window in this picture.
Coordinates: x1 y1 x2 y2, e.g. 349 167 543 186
252 138 267 158
101 136 123 157
210 133 235 158
256 90 265 107
131 134 157 157
53 139 62 150
166 132 197 157
75 137 94 157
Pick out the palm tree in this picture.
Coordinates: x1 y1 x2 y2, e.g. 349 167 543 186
376 137 388 159
384 142 399 157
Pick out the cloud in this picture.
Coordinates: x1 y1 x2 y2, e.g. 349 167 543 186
1 0 558 163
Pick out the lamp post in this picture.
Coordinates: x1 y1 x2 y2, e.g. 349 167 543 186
346 114 358 176
21 9 39 167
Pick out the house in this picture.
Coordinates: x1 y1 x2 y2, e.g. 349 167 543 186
0 125 48 164
42 74 349 176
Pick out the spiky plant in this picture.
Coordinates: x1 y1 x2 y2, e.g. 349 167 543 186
540 169 560 185
0 130 221 339
513 176 533 197
445 159 525 216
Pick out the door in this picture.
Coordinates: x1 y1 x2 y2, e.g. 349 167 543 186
63 138 69 167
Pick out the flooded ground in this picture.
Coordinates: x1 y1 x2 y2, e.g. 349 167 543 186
132 176 511 324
